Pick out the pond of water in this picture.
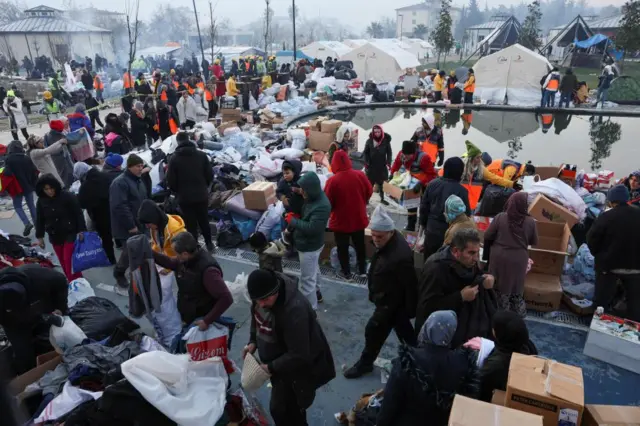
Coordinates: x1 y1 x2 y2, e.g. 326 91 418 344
296 107 640 177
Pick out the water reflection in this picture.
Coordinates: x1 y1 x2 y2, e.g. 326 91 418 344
297 106 635 175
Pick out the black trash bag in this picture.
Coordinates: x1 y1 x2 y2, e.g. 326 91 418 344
475 184 515 217
69 297 139 341
372 89 392 102
217 225 243 248
150 148 166 165
334 70 351 80
162 194 181 215
304 80 318 89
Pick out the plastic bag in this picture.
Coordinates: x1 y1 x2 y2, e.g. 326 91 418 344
256 202 285 239
122 351 227 426
184 322 234 373
67 278 95 308
253 155 282 178
72 232 111 273
49 316 87 353
151 269 182 347
527 178 587 220
217 225 243 248
330 246 357 272
69 296 139 340
34 381 102 423
270 148 304 160
231 213 258 241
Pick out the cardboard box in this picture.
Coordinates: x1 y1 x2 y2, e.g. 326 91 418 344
449 394 543 426
583 313 640 374
492 390 506 406
562 293 595 316
221 108 242 122
320 231 335 261
524 273 562 312
528 221 570 276
308 130 334 152
583 404 640 426
217 121 239 136
9 351 62 396
308 116 329 131
242 182 277 211
320 119 342 134
535 166 561 180
528 194 579 228
506 354 584 426
382 181 421 209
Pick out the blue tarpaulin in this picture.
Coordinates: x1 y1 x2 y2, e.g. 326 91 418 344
275 50 312 61
574 34 609 49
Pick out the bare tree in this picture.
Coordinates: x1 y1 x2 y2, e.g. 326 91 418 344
0 0 25 26
263 0 271 55
125 0 140 89
208 1 219 60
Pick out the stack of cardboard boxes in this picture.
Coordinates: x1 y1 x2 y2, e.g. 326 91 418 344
307 117 343 152
259 109 284 129
221 107 242 123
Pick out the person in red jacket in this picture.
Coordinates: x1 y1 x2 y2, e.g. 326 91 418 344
390 141 437 231
324 150 373 280
211 59 226 98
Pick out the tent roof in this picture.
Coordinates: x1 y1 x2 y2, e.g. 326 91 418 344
404 38 434 49
307 41 352 57
548 16 593 46
0 14 110 33
468 17 511 30
216 46 265 55
364 41 421 69
377 38 413 50
472 110 539 143
137 46 182 57
589 14 623 29
275 50 312 60
344 39 369 48
483 16 521 49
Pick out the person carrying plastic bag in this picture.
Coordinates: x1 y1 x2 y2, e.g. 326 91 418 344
72 231 112 273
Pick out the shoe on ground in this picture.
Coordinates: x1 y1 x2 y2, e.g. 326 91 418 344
337 271 353 282
23 223 33 237
380 199 389 206
316 289 323 303
206 242 215 252
115 285 128 296
343 361 373 379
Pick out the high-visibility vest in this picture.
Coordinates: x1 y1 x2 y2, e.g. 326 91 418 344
542 114 553 126
546 75 560 91
173 81 179 89
205 89 213 101
434 75 444 91
45 101 60 114
93 76 104 90
160 87 168 102
487 159 524 181
464 75 475 93
123 73 133 89
186 83 194 95
196 82 205 91
399 152 429 182
463 181 483 210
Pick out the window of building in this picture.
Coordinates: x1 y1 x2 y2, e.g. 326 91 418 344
412 11 416 16
478 35 485 42
412 19 416 24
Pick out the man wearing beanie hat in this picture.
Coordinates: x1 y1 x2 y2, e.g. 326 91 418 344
103 153 124 185
167 131 215 251
587 184 640 321
389 140 437 231
109 153 148 293
243 268 335 424
344 205 417 379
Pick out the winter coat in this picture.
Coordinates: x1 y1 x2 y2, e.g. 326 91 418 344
478 343 537 402
377 344 480 426
35 174 86 245
109 170 148 240
559 73 578 93
3 97 27 129
157 106 173 141
130 110 148 147
153 215 185 256
443 214 477 246
587 204 640 272
104 132 131 155
177 96 198 124
28 141 65 187
84 96 100 118
249 273 335 408
368 230 417 313
104 113 132 144
290 172 331 253
81 73 93 91
44 130 75 188
598 73 613 90
166 141 213 204
67 112 94 138
363 129 392 183
77 168 111 221
4 142 38 194
102 163 122 186
419 177 471 239
416 248 498 348
324 150 372 233
276 159 304 215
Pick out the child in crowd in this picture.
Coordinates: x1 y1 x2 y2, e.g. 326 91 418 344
248 231 285 272
276 159 304 247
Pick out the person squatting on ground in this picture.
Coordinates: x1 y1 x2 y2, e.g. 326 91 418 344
244 269 335 425
344 205 418 379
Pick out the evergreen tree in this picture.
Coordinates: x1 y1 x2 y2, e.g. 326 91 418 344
467 0 483 27
431 0 455 66
518 0 543 51
617 0 640 54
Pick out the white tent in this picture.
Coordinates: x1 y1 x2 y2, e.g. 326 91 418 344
473 43 552 106
403 38 435 60
344 39 369 49
301 41 352 60
341 41 420 84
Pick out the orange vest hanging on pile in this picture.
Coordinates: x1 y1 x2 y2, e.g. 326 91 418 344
486 159 524 180
93 76 104 90
123 73 133 89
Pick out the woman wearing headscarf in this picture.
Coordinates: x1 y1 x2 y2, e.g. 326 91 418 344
74 162 116 264
478 310 537 402
419 157 471 258
377 310 480 426
443 195 477 246
363 124 392 204
483 192 538 316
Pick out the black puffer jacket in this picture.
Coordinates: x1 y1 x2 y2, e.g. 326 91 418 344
109 170 148 240
4 141 39 193
377 344 480 426
417 248 497 348
249 273 335 409
420 177 471 238
587 204 640 272
368 231 417 316
363 129 393 183
276 159 304 214
130 110 148 148
35 174 86 245
166 141 213 204
104 113 132 142
102 163 122 186
78 168 112 224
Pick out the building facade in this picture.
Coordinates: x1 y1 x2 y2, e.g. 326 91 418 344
396 1 462 41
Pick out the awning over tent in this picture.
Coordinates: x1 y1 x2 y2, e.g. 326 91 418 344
574 33 609 49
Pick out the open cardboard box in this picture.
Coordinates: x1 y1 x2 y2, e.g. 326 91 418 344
528 221 570 276
382 182 421 209
528 194 579 228
535 166 561 180
449 394 543 426
524 273 562 312
308 130 334 152
583 404 640 426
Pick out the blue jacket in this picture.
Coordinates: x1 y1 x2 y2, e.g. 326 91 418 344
109 170 148 240
67 112 94 137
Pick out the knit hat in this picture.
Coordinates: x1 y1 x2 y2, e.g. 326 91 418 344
369 205 394 232
465 140 481 159
423 113 435 129
126 153 145 168
73 162 91 181
176 131 190 144
607 184 630 204
75 103 86 113
247 269 281 300
6 90 14 97
402 140 417 155
631 170 640 179
481 152 492 166
105 153 124 168
50 120 64 132
445 195 467 224
442 157 464 181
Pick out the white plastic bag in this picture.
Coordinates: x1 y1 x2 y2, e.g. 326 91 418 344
122 352 227 426
67 278 95 308
183 323 229 362
151 269 182 347
248 94 259 110
254 155 282 178
141 335 168 352
35 382 102 423
256 201 285 238
270 148 304 160
49 316 87 353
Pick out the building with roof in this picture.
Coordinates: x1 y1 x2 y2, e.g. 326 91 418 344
544 16 593 61
0 5 115 66
586 14 623 38
341 40 420 83
301 41 352 60
395 1 462 41
463 15 521 56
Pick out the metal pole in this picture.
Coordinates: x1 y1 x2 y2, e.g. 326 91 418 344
209 1 215 60
192 0 206 71
399 15 404 40
293 0 297 61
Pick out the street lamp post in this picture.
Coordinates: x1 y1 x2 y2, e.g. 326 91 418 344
399 14 404 40
292 0 297 61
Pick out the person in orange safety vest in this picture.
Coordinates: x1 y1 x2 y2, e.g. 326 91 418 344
541 67 561 107
463 68 475 104
92 72 104 103
537 112 554 134
389 140 437 231
486 159 536 182
410 113 445 167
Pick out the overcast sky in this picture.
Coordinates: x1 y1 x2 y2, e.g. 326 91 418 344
32 0 625 30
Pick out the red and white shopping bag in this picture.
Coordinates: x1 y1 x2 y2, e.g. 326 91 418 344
183 323 235 373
